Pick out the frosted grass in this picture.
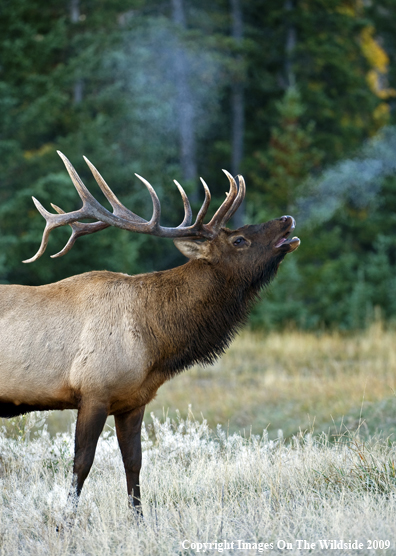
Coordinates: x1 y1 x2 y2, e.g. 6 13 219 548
1 410 396 555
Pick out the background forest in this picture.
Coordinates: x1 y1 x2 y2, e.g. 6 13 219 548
2 0 396 330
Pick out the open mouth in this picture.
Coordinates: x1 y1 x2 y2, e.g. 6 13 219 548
274 217 300 252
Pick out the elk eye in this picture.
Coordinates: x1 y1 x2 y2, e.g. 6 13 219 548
233 237 246 247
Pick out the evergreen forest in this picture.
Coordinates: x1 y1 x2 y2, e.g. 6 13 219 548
2 0 396 330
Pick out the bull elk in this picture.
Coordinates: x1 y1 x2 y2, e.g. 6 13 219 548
0 152 300 515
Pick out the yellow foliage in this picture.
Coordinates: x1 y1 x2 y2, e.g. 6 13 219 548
373 102 390 126
340 113 365 129
366 70 396 100
361 26 389 73
359 24 396 125
23 143 54 160
336 5 356 18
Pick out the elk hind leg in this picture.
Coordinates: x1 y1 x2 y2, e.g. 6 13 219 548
115 406 145 515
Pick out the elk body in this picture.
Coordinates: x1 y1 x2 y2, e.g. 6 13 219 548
0 152 300 514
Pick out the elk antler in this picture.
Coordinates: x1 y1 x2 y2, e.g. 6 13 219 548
23 152 246 263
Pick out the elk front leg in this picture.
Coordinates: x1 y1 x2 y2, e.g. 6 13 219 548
115 406 145 514
69 402 108 504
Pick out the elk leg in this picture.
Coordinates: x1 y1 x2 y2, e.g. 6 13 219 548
69 402 108 502
115 406 145 514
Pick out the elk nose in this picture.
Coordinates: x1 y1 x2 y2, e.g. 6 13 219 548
280 215 296 229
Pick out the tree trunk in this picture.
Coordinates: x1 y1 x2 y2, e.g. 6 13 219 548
171 0 198 199
230 0 245 228
285 0 296 87
70 0 83 104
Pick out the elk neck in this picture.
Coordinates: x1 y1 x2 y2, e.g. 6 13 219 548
137 256 279 379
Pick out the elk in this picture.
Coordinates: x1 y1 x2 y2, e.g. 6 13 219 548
0 152 300 514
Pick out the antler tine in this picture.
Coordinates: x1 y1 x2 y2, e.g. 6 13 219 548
220 174 246 225
173 180 193 227
23 226 51 264
84 157 145 224
22 198 53 263
194 177 212 230
134 174 161 230
57 152 109 220
206 170 238 232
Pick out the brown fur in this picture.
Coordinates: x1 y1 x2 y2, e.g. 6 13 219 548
0 217 299 514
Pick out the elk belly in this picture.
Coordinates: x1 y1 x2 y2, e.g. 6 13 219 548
0 333 71 406
0 287 79 406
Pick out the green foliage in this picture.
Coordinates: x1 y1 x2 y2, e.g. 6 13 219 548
251 86 323 218
244 0 381 170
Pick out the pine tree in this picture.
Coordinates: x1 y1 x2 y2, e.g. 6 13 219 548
251 86 322 217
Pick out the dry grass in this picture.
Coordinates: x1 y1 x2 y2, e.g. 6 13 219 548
1 412 396 555
146 322 396 438
28 322 396 439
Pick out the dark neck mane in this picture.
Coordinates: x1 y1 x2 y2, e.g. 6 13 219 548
141 257 280 379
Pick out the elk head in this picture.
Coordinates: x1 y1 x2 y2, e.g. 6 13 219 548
174 218 299 289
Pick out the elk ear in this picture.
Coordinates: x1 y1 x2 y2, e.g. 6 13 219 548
173 239 212 260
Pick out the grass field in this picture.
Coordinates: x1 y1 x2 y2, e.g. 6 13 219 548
150 322 396 439
34 322 396 440
1 325 396 554
1 411 396 554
